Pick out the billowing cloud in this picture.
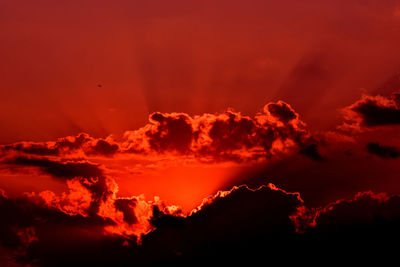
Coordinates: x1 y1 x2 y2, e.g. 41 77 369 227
123 101 318 162
0 182 306 265
0 174 182 265
2 180 400 265
0 101 319 168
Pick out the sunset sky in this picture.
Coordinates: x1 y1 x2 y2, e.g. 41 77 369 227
1 1 400 266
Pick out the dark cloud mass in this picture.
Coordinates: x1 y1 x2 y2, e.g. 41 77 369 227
3 156 104 180
342 93 400 129
302 192 400 260
1 134 120 158
366 142 400 158
1 182 400 266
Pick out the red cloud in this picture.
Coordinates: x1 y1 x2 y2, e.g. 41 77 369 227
1 101 319 165
123 101 317 162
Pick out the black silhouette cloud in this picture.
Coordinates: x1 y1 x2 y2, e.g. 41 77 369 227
342 93 400 129
3 156 104 179
2 182 400 266
366 142 400 158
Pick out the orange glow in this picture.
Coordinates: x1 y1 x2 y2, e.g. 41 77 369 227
116 165 238 212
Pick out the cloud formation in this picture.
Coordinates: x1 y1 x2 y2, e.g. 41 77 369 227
302 191 400 258
2 180 400 266
3 156 104 180
1 96 400 265
1 133 120 158
366 142 400 158
0 101 320 169
123 101 319 162
341 93 400 131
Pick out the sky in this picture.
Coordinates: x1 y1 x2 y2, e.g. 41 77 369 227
1 0 400 266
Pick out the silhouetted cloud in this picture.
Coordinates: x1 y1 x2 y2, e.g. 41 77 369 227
301 191 400 258
1 134 120 158
3 156 104 180
366 142 400 158
2 179 400 266
300 143 324 161
341 93 400 131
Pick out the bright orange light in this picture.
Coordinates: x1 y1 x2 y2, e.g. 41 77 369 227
115 165 238 212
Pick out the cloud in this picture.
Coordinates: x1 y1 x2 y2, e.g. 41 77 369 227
141 183 306 262
366 142 400 158
0 175 180 265
1 182 297 262
299 143 324 161
341 93 400 131
123 101 317 162
142 185 400 263
1 133 120 158
301 191 400 257
2 156 104 180
0 101 319 167
0 181 306 265
2 98 400 265
266 101 298 123
2 179 400 265
87 139 119 156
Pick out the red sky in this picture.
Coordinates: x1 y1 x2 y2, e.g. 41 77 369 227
1 1 400 265
2 0 400 143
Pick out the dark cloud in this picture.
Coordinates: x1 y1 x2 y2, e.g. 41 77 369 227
88 140 119 156
124 101 315 162
366 142 400 158
302 192 400 259
342 93 400 129
142 184 306 263
114 199 138 225
299 143 324 161
0 182 306 265
4 156 104 180
0 190 107 266
267 101 298 123
205 112 256 152
1 133 119 158
1 143 58 156
353 101 400 127
146 112 194 154
0 189 119 267
2 181 400 266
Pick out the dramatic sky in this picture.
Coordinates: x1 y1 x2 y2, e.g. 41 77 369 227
1 0 400 266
